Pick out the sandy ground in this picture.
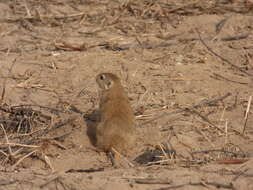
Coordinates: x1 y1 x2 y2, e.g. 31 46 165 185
0 0 253 189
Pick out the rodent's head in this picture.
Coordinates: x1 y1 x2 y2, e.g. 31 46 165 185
96 73 120 90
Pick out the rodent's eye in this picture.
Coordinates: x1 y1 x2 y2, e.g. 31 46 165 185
100 74 105 80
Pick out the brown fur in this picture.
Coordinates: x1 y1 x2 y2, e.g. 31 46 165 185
95 73 136 156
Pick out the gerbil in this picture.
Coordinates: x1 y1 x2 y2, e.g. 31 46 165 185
95 73 136 160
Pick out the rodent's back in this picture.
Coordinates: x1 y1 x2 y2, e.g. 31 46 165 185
96 73 136 153
96 117 136 153
97 73 135 124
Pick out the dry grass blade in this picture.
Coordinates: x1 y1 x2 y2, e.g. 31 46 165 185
44 155 54 172
0 149 8 157
158 143 169 160
0 124 13 155
242 95 252 134
224 119 228 145
39 175 61 188
1 58 17 104
1 82 5 104
24 0 31 17
0 143 39 148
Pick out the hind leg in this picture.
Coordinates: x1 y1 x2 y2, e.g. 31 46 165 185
107 151 118 168
111 147 134 167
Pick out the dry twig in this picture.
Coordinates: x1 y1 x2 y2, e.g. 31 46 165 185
140 93 231 126
154 181 234 190
215 17 229 34
0 180 16 185
192 149 248 157
217 158 250 165
11 149 37 169
196 29 253 77
211 73 248 85
66 168 104 173
134 178 172 184
28 118 76 140
54 42 87 51
186 108 223 133
1 12 86 23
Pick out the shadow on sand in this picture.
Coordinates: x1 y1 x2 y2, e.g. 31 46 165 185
84 110 100 147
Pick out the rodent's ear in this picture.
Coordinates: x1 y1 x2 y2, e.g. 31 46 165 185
105 80 113 90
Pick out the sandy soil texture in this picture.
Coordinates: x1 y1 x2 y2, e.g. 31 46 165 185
0 0 253 189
